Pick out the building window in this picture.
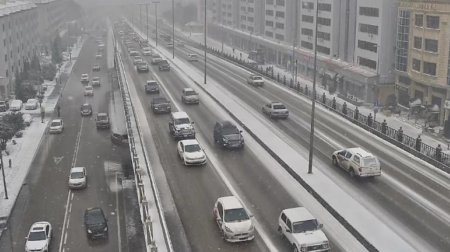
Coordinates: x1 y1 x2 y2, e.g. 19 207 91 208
266 0 274 4
301 41 313 50
266 20 273 26
275 11 285 18
276 0 285 6
359 23 378 35
241 16 247 20
302 15 314 23
398 75 411 85
317 31 330 41
396 10 410 72
358 57 377 69
317 17 331 26
248 7 254 13
358 40 377 53
302 1 314 10
412 58 421 71
318 3 331 12
359 7 379 17
317 45 330 55
265 31 273 37
275 34 284 41
301 28 313 36
424 39 438 52
413 37 422 49
266 10 273 16
423 62 436 75
426 16 439 29
275 22 284 29
248 17 254 22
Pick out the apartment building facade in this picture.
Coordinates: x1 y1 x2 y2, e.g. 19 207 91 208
395 0 450 125
0 0 39 99
33 0 68 52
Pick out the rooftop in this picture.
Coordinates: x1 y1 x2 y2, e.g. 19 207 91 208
219 196 243 210
283 207 315 222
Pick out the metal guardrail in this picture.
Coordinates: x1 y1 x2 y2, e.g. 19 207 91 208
202 46 450 174
113 35 173 252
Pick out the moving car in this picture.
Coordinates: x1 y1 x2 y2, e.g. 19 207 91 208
80 103 93 116
92 76 101 87
68 167 87 189
187 53 198 62
213 196 255 242
136 61 149 73
92 64 101 71
213 121 244 149
151 97 171 113
278 207 330 252
247 74 264 87
95 112 110 129
181 88 199 104
168 111 195 139
262 102 289 119
25 98 38 110
177 139 207 166
129 50 139 56
9 99 23 111
331 147 381 178
81 73 89 84
133 56 143 65
95 53 102 59
84 207 108 240
84 85 94 96
151 54 163 64
166 42 174 48
142 49 153 56
158 60 170 71
145 80 159 94
49 119 64 134
25 221 52 252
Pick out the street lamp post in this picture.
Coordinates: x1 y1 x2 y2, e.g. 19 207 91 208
1 150 8 199
204 0 207 84
172 0 175 59
153 1 160 47
307 0 319 174
146 4 149 42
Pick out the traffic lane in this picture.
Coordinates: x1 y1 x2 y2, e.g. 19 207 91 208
197 56 448 250
122 55 268 252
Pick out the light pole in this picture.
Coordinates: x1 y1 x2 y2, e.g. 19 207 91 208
1 149 8 199
153 1 160 47
172 0 175 59
292 0 298 76
204 0 207 84
307 0 319 174
146 4 149 42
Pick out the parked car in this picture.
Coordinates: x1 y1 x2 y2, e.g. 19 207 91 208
93 64 101 71
213 121 244 149
84 86 94 96
181 88 199 104
331 147 381 178
25 221 52 252
136 61 149 73
49 119 64 134
9 99 23 111
158 60 170 71
168 111 195 139
151 97 171 113
262 102 289 119
68 167 87 189
81 73 89 84
0 100 8 112
278 207 330 252
80 103 93 116
213 196 255 242
95 113 110 129
145 80 160 94
92 76 101 87
23 113 32 126
84 207 108 240
247 74 264 87
177 139 207 166
25 98 38 110
187 53 199 62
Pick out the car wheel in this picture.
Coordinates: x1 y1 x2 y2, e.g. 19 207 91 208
332 156 338 166
293 245 299 252
277 225 282 233
349 168 356 178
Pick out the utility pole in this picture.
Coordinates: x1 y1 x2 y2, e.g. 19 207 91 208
204 0 207 84
146 4 149 42
1 150 8 199
172 0 175 59
139 6 142 29
293 0 298 77
308 0 319 174
153 1 160 47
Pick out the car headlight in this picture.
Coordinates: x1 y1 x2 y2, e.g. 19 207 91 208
222 137 229 143
323 241 329 248
103 226 108 231
87 229 92 234
224 225 233 233
248 225 254 232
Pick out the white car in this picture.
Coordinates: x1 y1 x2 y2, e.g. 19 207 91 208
9 99 23 111
25 221 52 252
84 86 94 96
262 102 289 119
49 119 64 134
133 56 143 65
213 196 255 242
151 54 163 64
95 53 102 59
68 167 87 189
278 207 330 252
92 76 100 87
187 53 198 62
25 98 38 110
143 49 152 56
81 73 89 84
23 113 32 126
181 88 199 104
331 147 381 178
247 74 264 87
177 139 206 166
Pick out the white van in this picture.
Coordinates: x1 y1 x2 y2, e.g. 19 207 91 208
9 99 23 111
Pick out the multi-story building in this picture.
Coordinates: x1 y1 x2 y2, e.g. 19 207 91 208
239 0 264 35
0 0 39 99
264 0 295 44
395 0 450 126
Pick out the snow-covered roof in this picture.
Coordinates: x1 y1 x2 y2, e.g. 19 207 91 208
171 111 189 119
219 196 243 210
0 1 36 18
179 139 199 146
283 207 315 222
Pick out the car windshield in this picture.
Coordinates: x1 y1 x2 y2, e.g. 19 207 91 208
222 126 239 135
81 105 91 110
273 104 286 110
362 157 378 167
224 208 249 222
253 76 262 80
70 171 84 179
174 118 190 124
93 77 99 81
185 144 201 152
292 219 319 233
51 121 61 127
85 210 104 225
28 231 46 241
147 82 157 86
185 91 196 96
86 87 93 91
97 115 107 121
153 98 168 104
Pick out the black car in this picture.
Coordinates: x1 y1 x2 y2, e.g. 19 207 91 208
84 207 108 240
151 97 171 113
213 121 244 149
145 80 160 94
158 60 170 71
136 62 149 73
80 103 93 116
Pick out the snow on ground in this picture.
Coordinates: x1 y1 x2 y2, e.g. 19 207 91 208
0 37 85 236
127 21 423 251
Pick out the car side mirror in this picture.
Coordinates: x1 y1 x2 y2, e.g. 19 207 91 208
318 223 323 229
286 228 291 233
239 130 243 133
169 122 173 126
25 236 28 240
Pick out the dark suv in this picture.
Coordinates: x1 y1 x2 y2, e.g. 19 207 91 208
151 97 171 113
213 121 244 149
95 113 110 129
84 207 108 240
158 60 170 71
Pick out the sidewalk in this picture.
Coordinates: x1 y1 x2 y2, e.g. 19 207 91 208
0 36 85 236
